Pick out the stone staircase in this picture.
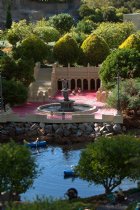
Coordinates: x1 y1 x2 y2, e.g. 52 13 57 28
28 67 52 102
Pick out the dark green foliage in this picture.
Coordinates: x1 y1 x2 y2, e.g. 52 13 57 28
94 22 135 49
48 13 74 34
76 135 140 194
76 19 97 34
0 141 38 196
81 34 110 66
99 48 140 88
53 34 79 66
6 198 94 210
5 4 12 29
107 78 140 114
0 55 34 86
0 55 17 80
2 79 28 105
13 35 48 62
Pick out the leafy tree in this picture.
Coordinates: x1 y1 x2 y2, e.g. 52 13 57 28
102 6 119 22
33 26 60 43
0 55 34 86
0 55 17 80
48 13 74 34
107 78 140 115
69 30 87 46
53 34 79 66
6 20 33 46
76 135 140 194
82 0 111 9
94 22 135 49
119 33 140 52
99 48 140 88
3 79 28 105
15 58 35 86
0 141 38 199
78 4 95 18
76 19 96 34
5 3 12 29
13 35 48 62
81 34 110 66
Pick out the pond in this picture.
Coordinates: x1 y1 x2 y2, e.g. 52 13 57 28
21 144 137 201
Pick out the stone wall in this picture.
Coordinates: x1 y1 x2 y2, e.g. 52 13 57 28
0 0 80 23
123 13 140 30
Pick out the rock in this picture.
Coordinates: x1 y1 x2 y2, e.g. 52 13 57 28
105 133 114 137
15 127 25 135
78 124 86 131
55 127 64 136
76 130 83 137
45 125 53 133
39 122 45 129
52 124 59 131
105 124 113 132
113 124 122 134
63 129 71 137
99 126 107 133
96 132 102 137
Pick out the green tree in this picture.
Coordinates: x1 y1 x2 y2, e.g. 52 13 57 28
99 48 140 88
48 13 74 34
7 20 33 46
33 26 60 43
81 34 110 66
119 33 140 52
107 78 140 115
13 35 48 62
0 55 34 86
76 135 140 194
0 141 38 199
76 19 96 34
94 22 135 49
53 34 79 66
3 79 28 105
5 3 12 29
0 55 17 80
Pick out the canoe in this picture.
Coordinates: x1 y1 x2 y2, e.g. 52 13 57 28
26 140 47 148
64 170 75 177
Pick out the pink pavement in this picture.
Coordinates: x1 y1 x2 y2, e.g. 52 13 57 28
12 91 117 118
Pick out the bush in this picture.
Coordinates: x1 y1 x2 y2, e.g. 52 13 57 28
53 34 79 66
81 34 110 66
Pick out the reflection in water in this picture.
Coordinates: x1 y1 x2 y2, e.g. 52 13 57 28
21 145 137 201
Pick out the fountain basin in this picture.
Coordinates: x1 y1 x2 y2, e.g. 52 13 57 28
37 103 96 114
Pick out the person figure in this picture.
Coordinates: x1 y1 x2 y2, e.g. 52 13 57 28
77 88 81 94
50 111 54 119
72 90 76 95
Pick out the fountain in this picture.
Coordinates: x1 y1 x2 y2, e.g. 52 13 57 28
59 79 75 112
37 79 96 113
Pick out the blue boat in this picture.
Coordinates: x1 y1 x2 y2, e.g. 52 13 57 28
26 140 47 148
64 170 75 178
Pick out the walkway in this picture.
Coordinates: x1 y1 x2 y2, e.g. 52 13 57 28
12 91 117 119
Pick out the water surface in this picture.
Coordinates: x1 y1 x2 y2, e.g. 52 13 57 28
21 145 137 201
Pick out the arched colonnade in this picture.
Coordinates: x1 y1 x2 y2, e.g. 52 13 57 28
57 78 100 91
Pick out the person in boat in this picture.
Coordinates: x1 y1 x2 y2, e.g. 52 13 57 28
65 188 78 200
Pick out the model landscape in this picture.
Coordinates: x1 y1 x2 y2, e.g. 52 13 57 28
0 0 140 209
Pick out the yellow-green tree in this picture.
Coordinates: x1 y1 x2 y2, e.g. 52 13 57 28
119 33 140 52
53 34 79 66
81 34 110 66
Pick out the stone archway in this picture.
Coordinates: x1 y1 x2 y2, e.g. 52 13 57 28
77 79 82 89
97 78 101 90
71 79 75 90
57 80 62 90
90 79 95 90
83 79 88 90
